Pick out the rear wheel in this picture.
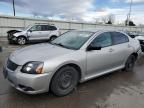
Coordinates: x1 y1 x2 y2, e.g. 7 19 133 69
50 36 57 41
17 37 26 45
50 66 79 96
123 55 136 72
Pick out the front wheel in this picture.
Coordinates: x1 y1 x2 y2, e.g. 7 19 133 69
50 66 79 96
123 55 136 72
17 37 26 45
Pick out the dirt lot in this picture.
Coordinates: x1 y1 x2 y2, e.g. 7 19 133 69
1 40 144 108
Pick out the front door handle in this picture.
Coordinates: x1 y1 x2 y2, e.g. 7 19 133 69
109 48 114 52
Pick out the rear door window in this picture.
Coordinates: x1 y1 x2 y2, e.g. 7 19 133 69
111 32 129 45
41 25 57 31
41 25 49 31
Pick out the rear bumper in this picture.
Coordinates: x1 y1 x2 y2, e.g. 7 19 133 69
3 66 52 94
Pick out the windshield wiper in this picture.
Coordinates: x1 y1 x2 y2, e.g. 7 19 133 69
53 43 72 49
55 43 68 48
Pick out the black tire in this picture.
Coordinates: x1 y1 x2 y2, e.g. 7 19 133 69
50 36 57 41
50 66 79 96
123 55 136 72
17 37 26 45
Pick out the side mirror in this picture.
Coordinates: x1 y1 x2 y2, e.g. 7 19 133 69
28 30 32 32
130 35 135 38
86 45 101 51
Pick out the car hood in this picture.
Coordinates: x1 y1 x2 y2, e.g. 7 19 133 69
7 29 22 33
13 31 26 37
10 43 74 65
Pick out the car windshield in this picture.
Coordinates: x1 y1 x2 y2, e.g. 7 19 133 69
23 25 32 30
51 31 94 50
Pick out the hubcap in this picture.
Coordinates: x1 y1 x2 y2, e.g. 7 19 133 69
59 71 72 89
18 38 25 45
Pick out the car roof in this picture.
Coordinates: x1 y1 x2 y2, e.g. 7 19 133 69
34 23 56 26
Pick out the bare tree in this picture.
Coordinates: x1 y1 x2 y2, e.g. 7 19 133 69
102 16 108 24
125 19 136 26
93 17 101 24
102 14 115 24
107 14 115 24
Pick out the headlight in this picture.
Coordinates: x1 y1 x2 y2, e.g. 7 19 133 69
21 61 44 74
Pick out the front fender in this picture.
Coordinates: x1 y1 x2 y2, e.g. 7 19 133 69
43 50 87 82
13 31 27 37
54 61 82 73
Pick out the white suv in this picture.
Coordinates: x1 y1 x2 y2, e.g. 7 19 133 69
7 24 60 45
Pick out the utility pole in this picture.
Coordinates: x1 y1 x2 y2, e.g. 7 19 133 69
0 46 2 52
127 0 133 25
12 0 15 16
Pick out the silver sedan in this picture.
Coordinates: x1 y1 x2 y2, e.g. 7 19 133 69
3 29 141 96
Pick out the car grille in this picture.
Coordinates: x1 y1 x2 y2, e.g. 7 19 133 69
7 33 14 40
7 59 19 71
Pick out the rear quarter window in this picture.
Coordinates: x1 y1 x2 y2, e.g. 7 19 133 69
49 26 57 30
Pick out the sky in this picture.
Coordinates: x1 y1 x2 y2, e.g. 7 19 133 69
0 0 144 25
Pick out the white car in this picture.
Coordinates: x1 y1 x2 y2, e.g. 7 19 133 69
126 31 144 52
7 24 60 45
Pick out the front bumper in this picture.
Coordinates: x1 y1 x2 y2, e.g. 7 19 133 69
7 34 17 43
3 65 52 94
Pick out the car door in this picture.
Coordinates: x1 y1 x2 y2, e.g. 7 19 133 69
27 25 44 40
48 25 58 37
41 25 51 40
86 32 115 76
110 32 133 68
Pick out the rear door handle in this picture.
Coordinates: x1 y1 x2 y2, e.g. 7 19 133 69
109 48 114 52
